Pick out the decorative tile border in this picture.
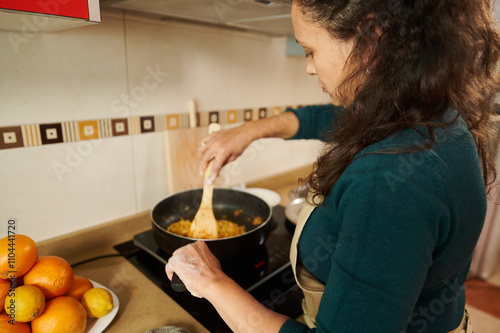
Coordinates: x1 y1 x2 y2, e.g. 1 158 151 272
0 126 24 149
0 104 307 150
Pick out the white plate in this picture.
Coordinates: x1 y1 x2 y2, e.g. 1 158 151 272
241 188 281 207
84 280 120 333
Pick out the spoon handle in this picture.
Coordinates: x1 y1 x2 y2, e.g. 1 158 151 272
200 122 220 202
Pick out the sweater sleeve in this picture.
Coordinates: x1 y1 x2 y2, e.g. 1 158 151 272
280 148 448 333
286 104 343 141
279 319 312 332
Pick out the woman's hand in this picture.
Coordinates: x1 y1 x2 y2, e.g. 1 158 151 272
165 241 223 298
165 242 289 332
198 123 257 184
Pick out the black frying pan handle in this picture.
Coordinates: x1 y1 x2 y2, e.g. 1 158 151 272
171 273 187 292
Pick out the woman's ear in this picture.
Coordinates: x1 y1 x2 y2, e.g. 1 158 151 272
357 14 384 67
360 13 385 38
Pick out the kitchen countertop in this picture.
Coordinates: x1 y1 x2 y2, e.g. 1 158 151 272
36 165 312 333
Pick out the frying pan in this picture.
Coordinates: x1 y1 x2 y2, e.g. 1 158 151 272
151 188 272 263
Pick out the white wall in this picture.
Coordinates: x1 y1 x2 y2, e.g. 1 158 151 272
0 11 327 242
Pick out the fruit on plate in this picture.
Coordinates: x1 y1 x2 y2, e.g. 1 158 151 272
0 234 116 332
4 285 45 322
0 235 38 280
81 287 114 318
0 279 10 311
31 296 87 333
24 256 74 299
0 313 31 333
64 275 93 301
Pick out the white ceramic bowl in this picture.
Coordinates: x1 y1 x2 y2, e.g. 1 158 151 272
285 198 305 225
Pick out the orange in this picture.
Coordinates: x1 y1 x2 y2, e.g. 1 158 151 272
64 275 93 301
0 235 38 280
0 279 11 313
0 313 31 333
23 256 74 299
31 296 86 333
4 285 45 322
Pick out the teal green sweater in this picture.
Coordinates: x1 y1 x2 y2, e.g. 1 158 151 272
279 105 486 333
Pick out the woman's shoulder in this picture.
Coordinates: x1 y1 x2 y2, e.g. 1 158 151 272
339 115 479 194
356 113 473 165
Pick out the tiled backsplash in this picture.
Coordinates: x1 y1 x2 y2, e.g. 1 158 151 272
0 105 302 150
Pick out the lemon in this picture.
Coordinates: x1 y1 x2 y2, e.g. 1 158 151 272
80 287 114 318
4 285 45 322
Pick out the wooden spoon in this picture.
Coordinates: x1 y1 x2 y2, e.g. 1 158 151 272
190 123 220 239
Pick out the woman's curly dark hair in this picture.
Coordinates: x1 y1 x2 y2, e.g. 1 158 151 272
295 0 500 201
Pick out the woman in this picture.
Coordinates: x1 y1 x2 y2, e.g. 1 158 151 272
165 0 499 332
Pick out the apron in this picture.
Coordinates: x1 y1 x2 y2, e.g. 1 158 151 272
288 193 473 332
289 193 325 328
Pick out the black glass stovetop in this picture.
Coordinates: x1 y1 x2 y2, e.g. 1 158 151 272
113 205 302 333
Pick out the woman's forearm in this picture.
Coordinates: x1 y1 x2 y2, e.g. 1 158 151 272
243 111 300 141
206 273 289 333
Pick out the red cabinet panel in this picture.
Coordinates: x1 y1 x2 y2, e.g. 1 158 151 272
0 0 89 19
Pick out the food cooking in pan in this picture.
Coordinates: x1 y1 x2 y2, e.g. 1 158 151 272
166 211 264 239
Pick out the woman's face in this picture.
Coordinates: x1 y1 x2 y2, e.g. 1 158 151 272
291 3 355 106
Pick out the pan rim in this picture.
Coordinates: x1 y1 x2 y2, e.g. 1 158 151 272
150 187 273 242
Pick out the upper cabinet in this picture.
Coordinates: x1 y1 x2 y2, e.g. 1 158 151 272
0 0 100 32
101 0 293 36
